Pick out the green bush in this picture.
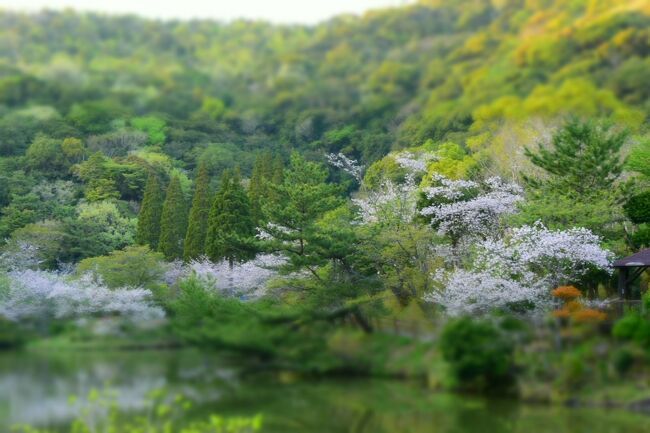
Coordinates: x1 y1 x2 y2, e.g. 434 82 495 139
0 318 26 349
76 245 166 290
612 347 636 376
612 313 650 349
624 191 650 224
439 317 515 392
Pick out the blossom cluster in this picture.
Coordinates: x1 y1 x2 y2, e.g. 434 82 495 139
352 176 418 225
0 270 164 322
420 175 523 240
164 254 285 298
393 151 438 173
427 223 612 315
326 153 365 182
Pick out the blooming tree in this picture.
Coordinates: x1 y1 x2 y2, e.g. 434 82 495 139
393 151 437 173
420 175 524 243
0 241 43 271
426 223 612 315
0 270 164 322
165 254 285 298
326 153 365 183
352 176 418 226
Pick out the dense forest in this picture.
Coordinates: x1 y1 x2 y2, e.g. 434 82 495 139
2 1 650 431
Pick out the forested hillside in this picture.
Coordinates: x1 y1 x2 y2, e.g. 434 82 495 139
1 0 649 165
3 2 650 425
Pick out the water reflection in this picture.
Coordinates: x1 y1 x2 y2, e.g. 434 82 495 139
1 349 649 433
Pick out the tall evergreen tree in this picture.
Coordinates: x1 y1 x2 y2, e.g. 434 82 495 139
184 164 211 261
524 118 628 195
136 173 163 250
263 153 342 273
158 176 188 260
206 169 256 266
248 152 274 225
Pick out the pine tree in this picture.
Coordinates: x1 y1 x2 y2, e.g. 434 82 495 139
206 168 256 266
271 154 284 185
263 153 341 272
136 173 163 249
158 176 188 260
184 164 211 261
524 118 627 195
248 152 273 225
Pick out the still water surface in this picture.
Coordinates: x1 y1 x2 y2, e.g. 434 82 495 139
1 349 649 432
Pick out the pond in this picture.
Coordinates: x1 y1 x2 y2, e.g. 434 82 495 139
1 349 649 433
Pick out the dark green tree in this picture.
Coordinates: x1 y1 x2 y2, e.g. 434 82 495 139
158 176 188 260
263 153 342 274
184 163 211 261
136 173 164 250
248 152 274 225
524 118 628 195
206 169 256 266
518 119 629 246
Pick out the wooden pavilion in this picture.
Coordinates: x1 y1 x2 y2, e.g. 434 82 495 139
613 248 650 300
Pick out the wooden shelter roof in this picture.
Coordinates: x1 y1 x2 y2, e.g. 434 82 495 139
613 248 650 267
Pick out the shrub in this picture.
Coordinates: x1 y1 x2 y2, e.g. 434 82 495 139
612 313 650 349
76 245 166 290
624 191 650 224
612 347 636 376
612 313 643 340
439 316 515 392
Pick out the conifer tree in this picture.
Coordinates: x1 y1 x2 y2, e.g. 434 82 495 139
248 155 265 226
248 152 274 225
524 118 627 195
263 153 341 273
158 176 188 260
184 163 211 261
136 173 163 250
206 168 256 266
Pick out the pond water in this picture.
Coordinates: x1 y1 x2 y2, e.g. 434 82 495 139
1 349 649 433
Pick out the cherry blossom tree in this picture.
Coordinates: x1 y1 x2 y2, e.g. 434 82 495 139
420 175 524 244
426 223 612 315
352 176 418 226
164 254 285 298
0 270 164 322
393 151 438 173
326 153 365 183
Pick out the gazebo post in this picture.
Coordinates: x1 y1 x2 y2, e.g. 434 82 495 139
618 267 628 300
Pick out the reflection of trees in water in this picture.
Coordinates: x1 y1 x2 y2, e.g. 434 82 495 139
0 351 238 428
3 352 650 433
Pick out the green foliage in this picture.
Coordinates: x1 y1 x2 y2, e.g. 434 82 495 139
624 191 650 224
524 119 627 195
184 164 211 261
11 388 262 433
611 347 636 376
158 176 188 260
612 310 650 350
136 173 164 250
63 201 136 261
627 139 650 179
132 115 166 145
517 119 629 246
5 220 67 269
439 317 515 392
263 153 342 272
206 169 256 265
170 278 338 370
25 134 70 176
248 152 275 225
76 245 166 289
